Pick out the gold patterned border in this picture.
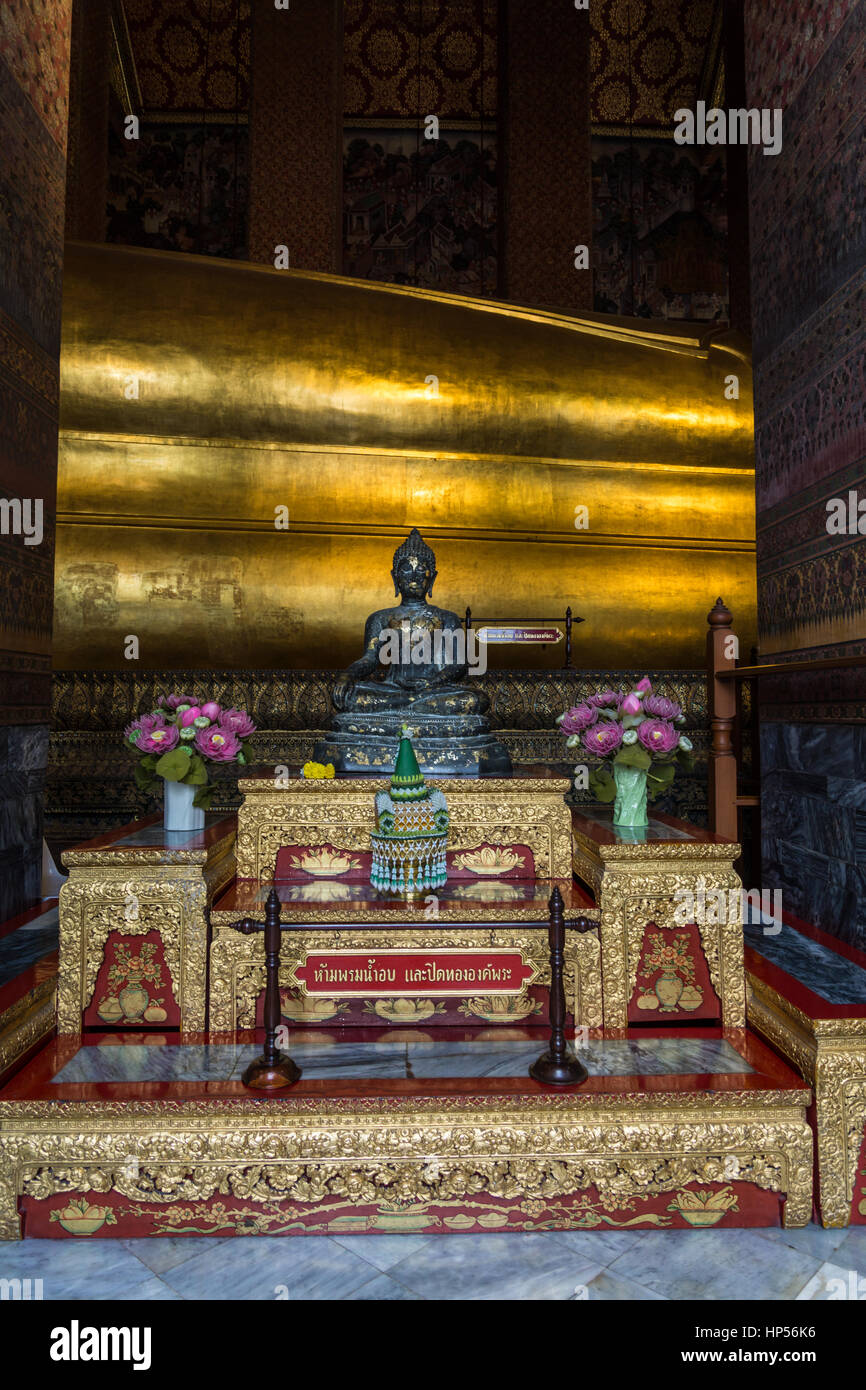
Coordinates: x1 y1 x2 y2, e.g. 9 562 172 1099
0 1094 813 1239
236 778 573 881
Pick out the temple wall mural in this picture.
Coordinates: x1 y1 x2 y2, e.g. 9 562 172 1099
591 137 728 320
342 126 496 294
106 119 249 259
747 0 866 946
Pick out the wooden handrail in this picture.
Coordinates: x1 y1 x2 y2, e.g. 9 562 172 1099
718 655 866 679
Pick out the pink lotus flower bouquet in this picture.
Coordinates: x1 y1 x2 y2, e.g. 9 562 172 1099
124 693 256 810
557 677 693 816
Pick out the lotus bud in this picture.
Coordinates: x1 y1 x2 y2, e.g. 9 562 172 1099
180 706 201 727
201 701 221 720
621 693 641 715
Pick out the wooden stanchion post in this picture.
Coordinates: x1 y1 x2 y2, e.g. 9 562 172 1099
230 887 300 1090
529 887 589 1086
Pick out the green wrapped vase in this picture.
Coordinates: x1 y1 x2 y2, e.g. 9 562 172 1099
613 763 648 828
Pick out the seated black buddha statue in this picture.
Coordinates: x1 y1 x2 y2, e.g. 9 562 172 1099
314 529 512 776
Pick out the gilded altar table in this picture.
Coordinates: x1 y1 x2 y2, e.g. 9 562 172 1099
233 766 574 880
571 808 745 1029
0 1026 812 1240
56 816 236 1033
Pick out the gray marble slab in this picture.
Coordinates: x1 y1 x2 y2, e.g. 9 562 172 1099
578 811 696 842
113 816 224 849
51 1035 753 1084
744 917 866 1004
0 905 59 988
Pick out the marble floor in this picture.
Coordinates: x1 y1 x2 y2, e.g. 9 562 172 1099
2 1222 864 1301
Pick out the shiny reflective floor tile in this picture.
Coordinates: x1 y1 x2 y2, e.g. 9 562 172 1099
744 918 866 1004
328 1232 434 1271
120 1235 233 1275
582 1268 668 1300
0 1223 844 1300
381 1233 603 1301
157 1234 381 1301
258 1041 408 1080
345 1273 423 1300
795 1259 866 1300
0 1238 170 1300
405 1037 751 1078
51 1036 752 1084
52 1044 247 1084
607 1229 822 1300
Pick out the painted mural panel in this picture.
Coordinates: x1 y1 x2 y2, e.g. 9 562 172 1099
591 136 728 322
343 127 497 295
106 121 248 259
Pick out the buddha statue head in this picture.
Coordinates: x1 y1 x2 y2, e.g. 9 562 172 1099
392 527 437 601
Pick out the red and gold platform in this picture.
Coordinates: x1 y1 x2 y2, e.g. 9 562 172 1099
0 769 817 1238
0 1025 811 1239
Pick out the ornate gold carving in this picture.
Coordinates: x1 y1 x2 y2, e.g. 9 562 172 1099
574 833 745 1027
0 984 55 1079
0 1092 813 1239
235 777 573 880
747 971 866 1228
57 827 236 1033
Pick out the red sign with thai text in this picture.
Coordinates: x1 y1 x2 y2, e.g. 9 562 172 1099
291 949 538 998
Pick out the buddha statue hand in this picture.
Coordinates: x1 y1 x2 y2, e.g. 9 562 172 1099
331 673 354 711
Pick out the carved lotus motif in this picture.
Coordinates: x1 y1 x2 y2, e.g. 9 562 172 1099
372 998 442 1023
453 845 525 875
463 994 541 1022
289 847 361 877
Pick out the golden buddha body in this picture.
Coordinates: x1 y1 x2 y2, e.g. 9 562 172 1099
315 530 512 776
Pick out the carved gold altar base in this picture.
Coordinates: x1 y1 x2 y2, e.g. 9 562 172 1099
572 809 745 1029
57 817 237 1032
0 1057 813 1240
235 769 574 880
747 970 866 1228
0 977 56 1080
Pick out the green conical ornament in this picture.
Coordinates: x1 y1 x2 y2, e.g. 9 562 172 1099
390 726 427 801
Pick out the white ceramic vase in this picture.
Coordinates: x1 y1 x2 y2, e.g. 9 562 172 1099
163 778 205 833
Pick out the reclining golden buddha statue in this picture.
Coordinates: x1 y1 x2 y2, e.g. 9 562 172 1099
314 528 512 776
